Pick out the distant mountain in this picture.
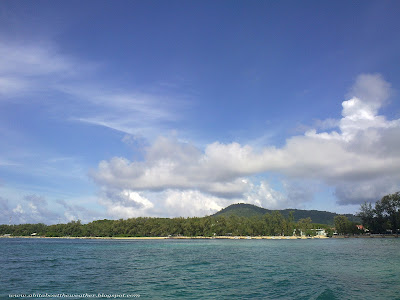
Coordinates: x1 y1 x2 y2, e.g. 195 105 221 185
211 203 360 225
212 203 268 218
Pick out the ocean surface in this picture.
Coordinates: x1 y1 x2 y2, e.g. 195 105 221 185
1 238 400 299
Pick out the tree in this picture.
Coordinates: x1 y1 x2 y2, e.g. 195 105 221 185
334 215 348 234
286 211 295 236
358 202 374 231
297 218 312 236
358 192 400 234
334 215 357 235
269 211 285 236
380 192 400 233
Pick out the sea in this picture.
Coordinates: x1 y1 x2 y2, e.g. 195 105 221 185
1 238 399 299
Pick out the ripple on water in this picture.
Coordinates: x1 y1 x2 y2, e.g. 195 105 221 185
1 238 400 299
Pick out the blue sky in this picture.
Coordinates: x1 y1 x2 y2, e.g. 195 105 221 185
1 1 400 224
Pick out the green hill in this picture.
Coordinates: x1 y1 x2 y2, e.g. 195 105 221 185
211 203 360 225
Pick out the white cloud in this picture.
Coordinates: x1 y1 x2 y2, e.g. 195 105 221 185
96 180 297 218
0 76 30 96
1 39 397 217
0 40 185 140
92 74 400 216
347 73 391 110
3 195 59 224
0 40 188 223
0 197 12 224
0 42 75 77
63 85 182 135
334 177 399 205
99 189 155 219
0 192 103 225
12 204 24 215
164 190 226 217
91 137 260 196
244 180 286 209
0 41 85 98
56 199 101 223
314 118 340 131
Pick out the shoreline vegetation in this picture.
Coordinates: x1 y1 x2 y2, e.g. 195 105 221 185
0 211 339 238
1 235 328 240
1 234 399 240
1 192 399 238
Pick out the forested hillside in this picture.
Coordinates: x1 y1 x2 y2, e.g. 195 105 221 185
212 203 360 225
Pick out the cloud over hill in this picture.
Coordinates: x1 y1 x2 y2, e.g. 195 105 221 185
92 74 400 217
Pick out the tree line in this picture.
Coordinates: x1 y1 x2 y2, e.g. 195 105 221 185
3 191 396 237
0 211 334 237
333 215 360 235
357 192 400 234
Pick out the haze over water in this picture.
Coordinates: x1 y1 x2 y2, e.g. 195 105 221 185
1 238 399 299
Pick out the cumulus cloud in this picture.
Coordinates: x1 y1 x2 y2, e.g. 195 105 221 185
2 194 59 224
164 190 226 217
244 181 286 209
92 73 400 216
99 189 156 219
334 177 399 205
347 73 391 110
0 197 12 223
56 199 100 223
0 194 101 225
91 137 258 197
314 118 340 131
98 183 289 219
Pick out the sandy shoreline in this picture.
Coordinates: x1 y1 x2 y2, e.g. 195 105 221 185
1 235 328 240
2 235 398 240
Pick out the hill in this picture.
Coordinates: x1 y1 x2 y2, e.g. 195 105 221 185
211 203 360 225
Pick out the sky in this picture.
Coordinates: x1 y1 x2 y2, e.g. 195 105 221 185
1 0 400 224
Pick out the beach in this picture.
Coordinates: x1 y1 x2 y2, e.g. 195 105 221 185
1 235 329 240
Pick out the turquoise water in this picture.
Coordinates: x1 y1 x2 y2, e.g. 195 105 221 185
1 238 400 299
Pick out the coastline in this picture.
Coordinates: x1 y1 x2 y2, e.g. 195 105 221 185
2 234 398 240
1 235 327 240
